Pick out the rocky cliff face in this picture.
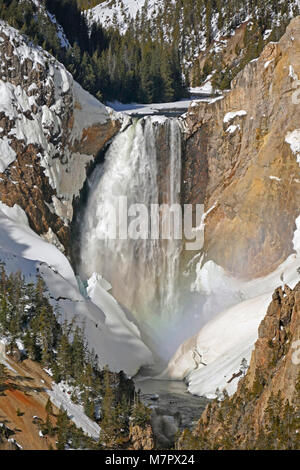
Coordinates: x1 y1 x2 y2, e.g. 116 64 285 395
234 281 300 427
0 21 121 255
129 424 155 450
183 17 300 280
178 282 300 449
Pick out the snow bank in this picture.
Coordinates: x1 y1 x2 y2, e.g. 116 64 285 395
189 81 213 95
86 0 153 34
0 339 17 373
163 217 300 397
87 273 141 339
70 81 109 143
223 110 247 123
0 136 16 172
163 293 271 398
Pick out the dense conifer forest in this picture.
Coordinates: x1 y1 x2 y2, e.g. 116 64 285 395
1 0 299 103
177 373 300 450
0 265 151 449
0 0 185 103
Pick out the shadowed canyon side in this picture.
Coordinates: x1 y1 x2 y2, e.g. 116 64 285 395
183 17 300 280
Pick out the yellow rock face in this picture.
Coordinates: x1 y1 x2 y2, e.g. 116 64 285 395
184 17 300 279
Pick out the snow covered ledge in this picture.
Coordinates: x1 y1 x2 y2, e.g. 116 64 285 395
161 293 271 398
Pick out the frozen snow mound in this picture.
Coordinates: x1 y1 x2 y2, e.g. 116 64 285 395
0 203 153 377
162 293 271 398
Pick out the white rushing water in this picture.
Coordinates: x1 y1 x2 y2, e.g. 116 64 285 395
80 116 183 354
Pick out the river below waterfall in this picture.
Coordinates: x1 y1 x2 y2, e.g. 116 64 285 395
134 366 209 432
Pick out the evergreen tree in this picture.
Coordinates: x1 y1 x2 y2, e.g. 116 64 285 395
98 367 119 449
56 407 69 450
46 397 54 416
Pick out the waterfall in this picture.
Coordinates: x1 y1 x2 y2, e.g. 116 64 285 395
161 120 182 318
79 116 183 354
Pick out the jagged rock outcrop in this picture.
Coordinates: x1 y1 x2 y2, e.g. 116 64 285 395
178 282 300 449
0 21 121 254
183 17 300 279
129 424 155 450
243 282 300 411
189 20 250 89
129 408 180 450
0 423 19 450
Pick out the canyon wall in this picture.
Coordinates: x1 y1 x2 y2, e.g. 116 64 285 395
178 282 300 449
183 17 300 279
0 21 121 255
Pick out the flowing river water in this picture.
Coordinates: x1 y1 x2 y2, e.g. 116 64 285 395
134 370 209 433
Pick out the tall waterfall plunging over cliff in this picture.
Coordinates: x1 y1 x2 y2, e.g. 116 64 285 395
80 116 188 356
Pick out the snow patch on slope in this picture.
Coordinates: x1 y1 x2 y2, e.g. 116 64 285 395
47 382 100 439
86 0 155 34
164 293 271 398
87 273 141 339
0 136 16 172
285 129 300 166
